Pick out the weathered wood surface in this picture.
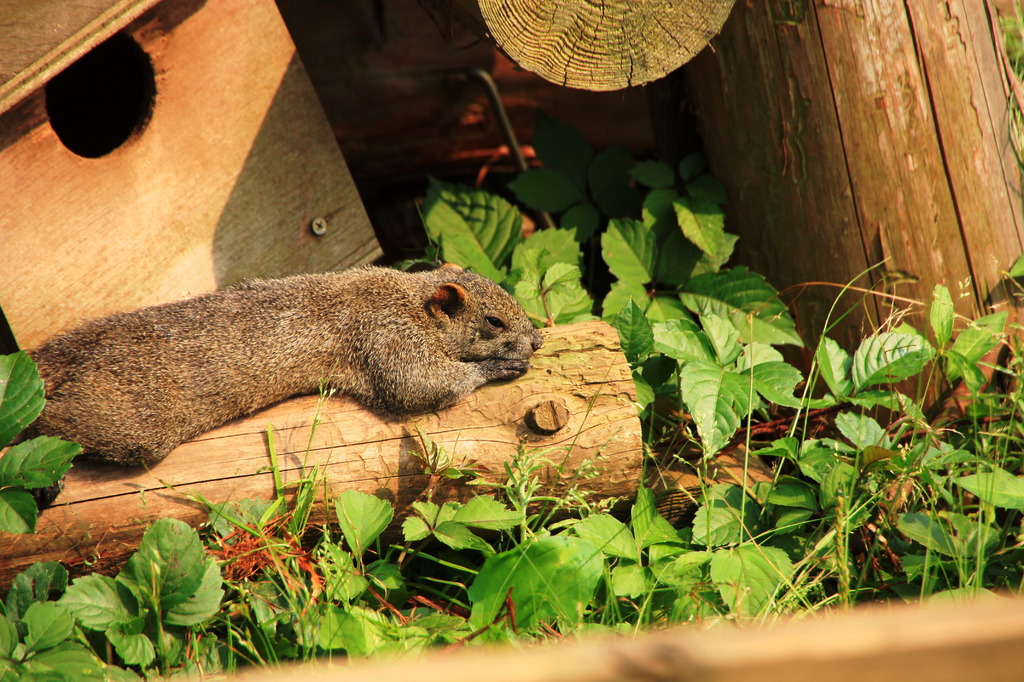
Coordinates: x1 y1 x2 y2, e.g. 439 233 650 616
0 0 161 115
682 1 1023 346
275 0 655 183
242 596 1024 682
0 0 379 350
0 321 642 584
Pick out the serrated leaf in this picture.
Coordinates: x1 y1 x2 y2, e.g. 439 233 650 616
452 496 520 530
642 188 680 237
0 352 45 448
631 486 683 549
629 160 675 188
510 228 581 274
509 168 582 213
686 174 728 206
749 361 804 408
572 514 638 561
897 513 957 556
679 362 747 456
107 626 155 667
955 468 1024 510
601 218 655 284
692 485 757 547
23 602 74 653
710 544 793 616
0 614 16 658
164 560 223 626
588 146 642 217
60 574 131 630
851 332 935 391
433 520 492 552
930 285 954 347
944 350 987 393
655 229 701 286
119 518 206 613
6 562 69 623
675 197 730 267
1008 253 1024 279
601 280 649 321
23 642 106 678
652 319 715 363
834 412 887 449
402 516 431 542
766 477 818 510
533 111 593 193
678 153 706 182
468 536 602 630
816 337 853 397
613 300 655 364
947 312 1007 381
517 263 594 325
335 490 394 557
681 268 802 347
646 294 688 323
0 488 36 534
702 314 742 365
423 178 522 278
0 436 78 488
560 203 601 241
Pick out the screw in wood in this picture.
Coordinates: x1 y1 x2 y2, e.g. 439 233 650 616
310 217 328 236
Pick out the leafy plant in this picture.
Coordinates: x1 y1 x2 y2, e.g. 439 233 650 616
0 352 79 534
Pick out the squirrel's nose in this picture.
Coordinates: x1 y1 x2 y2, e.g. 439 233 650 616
531 331 544 351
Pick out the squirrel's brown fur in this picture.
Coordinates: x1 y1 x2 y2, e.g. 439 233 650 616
26 265 543 466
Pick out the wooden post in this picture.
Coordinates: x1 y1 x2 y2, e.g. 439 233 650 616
681 1 1023 345
0 321 642 584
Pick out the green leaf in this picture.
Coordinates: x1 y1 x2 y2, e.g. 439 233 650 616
944 350 987 393
947 312 1007 381
749 361 804 408
1 486 38 537
0 352 45 448
675 196 731 268
23 602 74 653
533 111 593 193
560 203 601 242
1008 253 1024 279
645 294 688 322
691 485 757 547
60 574 132 630
703 314 742 365
318 605 383 657
107 626 155 667
23 642 107 678
678 153 705 182
512 262 594 326
642 188 680 238
163 559 223 626
834 412 887 449
423 178 521 279
0 436 79 488
610 562 650 598
630 486 682 549
612 300 655 364
681 268 802 347
601 280 649 322
930 285 954 347
572 514 638 561
508 168 582 213
897 513 957 556
679 362 749 456
851 332 935 391
335 491 394 557
686 174 728 206
468 535 603 630
118 518 206 613
510 227 581 273
710 544 793 616
629 160 675 189
816 337 853 397
0 614 16 658
401 515 431 542
6 562 69 623
452 496 521 530
652 318 715 363
655 230 701 286
433 520 492 552
955 468 1024 510
601 218 655 284
766 477 818 510
588 146 642 217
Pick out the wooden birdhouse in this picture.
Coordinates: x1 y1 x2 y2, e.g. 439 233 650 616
0 0 381 351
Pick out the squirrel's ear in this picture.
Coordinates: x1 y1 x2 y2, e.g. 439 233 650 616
427 283 467 318
439 263 464 272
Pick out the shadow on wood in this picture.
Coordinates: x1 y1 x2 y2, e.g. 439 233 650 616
0 321 641 584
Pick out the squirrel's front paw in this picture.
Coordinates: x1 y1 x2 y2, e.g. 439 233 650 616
479 358 531 381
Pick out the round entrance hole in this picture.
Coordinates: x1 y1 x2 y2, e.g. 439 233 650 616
45 33 156 158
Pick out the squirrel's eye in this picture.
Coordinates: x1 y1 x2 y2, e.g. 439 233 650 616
485 316 505 329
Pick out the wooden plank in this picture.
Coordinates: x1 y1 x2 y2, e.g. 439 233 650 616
0 0 162 115
0 321 642 584
0 0 380 350
246 596 1024 682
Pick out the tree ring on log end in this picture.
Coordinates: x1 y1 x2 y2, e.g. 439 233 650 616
479 0 737 91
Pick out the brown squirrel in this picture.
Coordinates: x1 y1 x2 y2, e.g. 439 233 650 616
26 264 543 467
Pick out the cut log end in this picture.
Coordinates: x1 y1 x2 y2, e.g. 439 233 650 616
0 320 642 585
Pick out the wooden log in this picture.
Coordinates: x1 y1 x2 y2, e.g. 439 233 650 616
436 0 737 91
0 321 641 584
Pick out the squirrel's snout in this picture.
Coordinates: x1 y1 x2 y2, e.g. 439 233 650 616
531 331 544 352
